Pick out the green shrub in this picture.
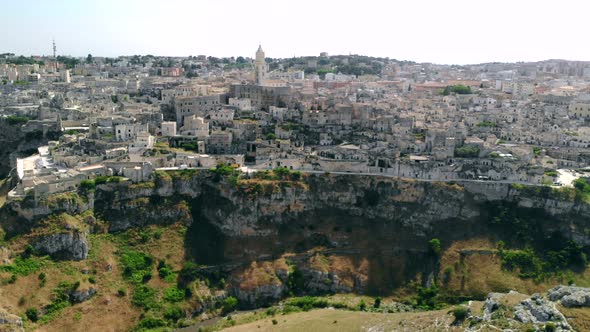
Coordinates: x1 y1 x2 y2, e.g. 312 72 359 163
164 305 184 321
6 116 29 126
120 250 154 283
358 299 367 311
451 306 468 322
286 296 328 311
455 145 480 158
117 288 127 297
163 286 185 303
545 322 556 332
25 308 38 322
222 296 238 313
80 180 96 191
416 285 440 309
428 238 442 256
373 297 382 308
132 285 157 309
499 248 542 278
137 317 166 329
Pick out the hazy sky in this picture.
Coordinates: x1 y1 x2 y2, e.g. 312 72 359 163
1 0 589 65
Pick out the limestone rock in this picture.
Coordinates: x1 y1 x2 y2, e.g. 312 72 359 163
514 294 562 324
548 285 590 307
0 308 24 332
483 293 503 321
232 283 285 308
33 231 89 260
69 287 97 303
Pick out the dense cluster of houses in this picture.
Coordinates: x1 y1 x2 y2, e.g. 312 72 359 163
2 46 590 200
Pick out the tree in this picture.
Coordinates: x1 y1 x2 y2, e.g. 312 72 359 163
222 296 238 313
86 54 93 64
236 56 247 64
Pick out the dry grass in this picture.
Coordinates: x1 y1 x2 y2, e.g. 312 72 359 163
235 260 286 291
557 305 590 332
219 308 463 332
440 238 556 298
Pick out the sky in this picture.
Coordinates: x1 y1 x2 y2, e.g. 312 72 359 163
1 0 589 65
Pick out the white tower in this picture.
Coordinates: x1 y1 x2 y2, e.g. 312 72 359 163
255 44 268 85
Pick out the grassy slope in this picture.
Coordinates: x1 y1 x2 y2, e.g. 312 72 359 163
218 308 461 332
0 222 189 332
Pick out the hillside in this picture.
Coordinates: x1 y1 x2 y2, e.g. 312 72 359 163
1 169 590 331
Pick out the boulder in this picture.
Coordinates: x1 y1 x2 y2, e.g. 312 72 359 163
69 287 97 303
483 293 503 321
548 285 590 307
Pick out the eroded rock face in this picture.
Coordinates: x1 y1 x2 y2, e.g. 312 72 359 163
548 285 590 307
232 283 286 308
32 231 89 261
482 293 503 321
514 294 563 324
0 308 24 332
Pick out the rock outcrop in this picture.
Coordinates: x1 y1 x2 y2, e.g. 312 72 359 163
32 231 89 261
514 294 565 325
69 287 98 303
0 308 24 332
548 285 590 307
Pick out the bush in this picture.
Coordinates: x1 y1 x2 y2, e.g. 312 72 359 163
132 285 157 309
286 296 328 311
25 308 38 322
163 286 185 303
164 305 184 321
222 296 238 313
80 180 96 191
373 297 382 308
6 116 29 126
454 145 480 158
38 272 46 281
88 276 96 284
120 250 154 283
94 176 124 185
117 288 127 297
428 238 442 256
137 317 166 329
545 322 556 332
451 306 468 322
272 319 278 325
358 299 367 311
416 286 439 309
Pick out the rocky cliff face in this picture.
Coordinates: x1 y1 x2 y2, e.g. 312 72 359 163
3 172 590 306
32 231 89 261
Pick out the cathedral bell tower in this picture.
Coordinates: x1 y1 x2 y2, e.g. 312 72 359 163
255 44 268 86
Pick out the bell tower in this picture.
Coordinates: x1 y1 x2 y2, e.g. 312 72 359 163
255 44 268 85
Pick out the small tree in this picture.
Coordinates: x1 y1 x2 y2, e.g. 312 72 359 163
222 296 238 314
25 308 38 322
373 297 382 308
358 299 367 311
